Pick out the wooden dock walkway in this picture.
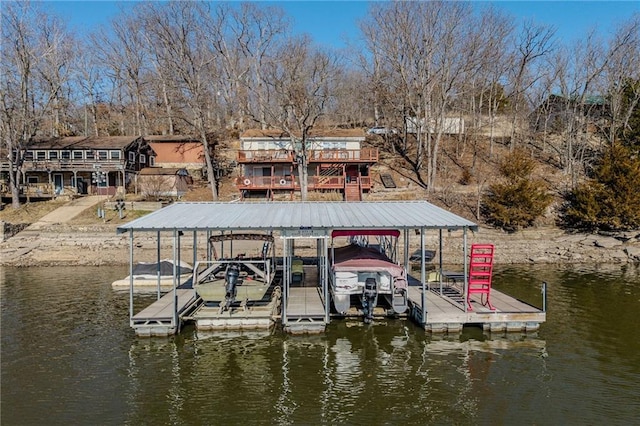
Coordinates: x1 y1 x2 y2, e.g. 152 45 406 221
131 289 198 336
406 281 545 333
283 266 328 334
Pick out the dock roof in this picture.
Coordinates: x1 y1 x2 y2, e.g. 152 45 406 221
116 201 478 234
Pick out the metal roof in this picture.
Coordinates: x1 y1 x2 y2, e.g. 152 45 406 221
116 201 478 234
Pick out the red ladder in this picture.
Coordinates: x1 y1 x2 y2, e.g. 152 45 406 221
467 244 495 310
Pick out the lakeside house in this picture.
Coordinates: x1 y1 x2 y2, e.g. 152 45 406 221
0 136 154 199
144 135 205 178
1 135 212 201
236 129 378 201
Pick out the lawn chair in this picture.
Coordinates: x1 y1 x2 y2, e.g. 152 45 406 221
467 244 495 310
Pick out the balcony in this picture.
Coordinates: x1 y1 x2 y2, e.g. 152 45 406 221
236 175 373 191
308 148 378 163
237 148 378 164
237 150 295 163
21 159 126 172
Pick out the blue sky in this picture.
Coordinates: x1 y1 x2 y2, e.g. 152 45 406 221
42 1 640 48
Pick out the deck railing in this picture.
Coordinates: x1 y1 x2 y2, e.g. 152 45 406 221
237 150 295 163
237 148 378 163
20 159 127 171
236 175 372 191
308 148 378 162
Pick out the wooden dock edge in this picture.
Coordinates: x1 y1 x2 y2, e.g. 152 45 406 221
408 301 545 334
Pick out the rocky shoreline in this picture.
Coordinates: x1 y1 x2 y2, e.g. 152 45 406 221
1 222 640 267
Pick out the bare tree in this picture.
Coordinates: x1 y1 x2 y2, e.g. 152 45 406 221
603 14 640 144
139 1 223 200
1 2 73 208
506 20 556 149
73 40 105 136
362 1 487 191
211 3 289 130
93 11 150 137
259 36 340 200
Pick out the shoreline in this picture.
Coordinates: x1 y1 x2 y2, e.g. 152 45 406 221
1 223 640 267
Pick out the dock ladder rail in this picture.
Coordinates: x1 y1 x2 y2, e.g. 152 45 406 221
466 244 495 311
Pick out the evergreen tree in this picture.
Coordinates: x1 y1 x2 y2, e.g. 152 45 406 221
562 143 640 231
482 149 552 231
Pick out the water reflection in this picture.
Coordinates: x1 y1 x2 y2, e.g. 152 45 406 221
2 265 640 425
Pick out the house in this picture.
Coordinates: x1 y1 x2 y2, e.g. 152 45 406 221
138 167 193 199
533 94 608 133
405 116 465 134
144 135 205 175
236 129 377 201
1 136 155 199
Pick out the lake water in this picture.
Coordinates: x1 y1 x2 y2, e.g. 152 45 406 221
1 264 639 425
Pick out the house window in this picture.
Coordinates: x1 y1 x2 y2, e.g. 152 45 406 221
36 151 46 160
97 150 108 160
149 156 155 166
85 150 94 159
139 154 146 164
129 152 135 162
48 151 59 160
110 150 121 160
27 176 38 184
25 151 34 160
72 151 84 160
61 150 71 160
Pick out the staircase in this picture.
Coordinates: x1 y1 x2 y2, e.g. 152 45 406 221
344 181 361 201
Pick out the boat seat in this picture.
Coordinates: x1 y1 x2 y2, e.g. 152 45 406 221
291 259 305 285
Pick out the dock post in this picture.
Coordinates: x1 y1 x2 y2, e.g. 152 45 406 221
542 281 547 312
129 229 134 325
439 229 443 294
282 237 288 327
463 228 468 313
156 231 161 299
420 227 426 325
323 237 330 324
193 231 197 268
173 229 178 331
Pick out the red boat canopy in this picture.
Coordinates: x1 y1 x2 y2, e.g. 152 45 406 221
331 229 400 238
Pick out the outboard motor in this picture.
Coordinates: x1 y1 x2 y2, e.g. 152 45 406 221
223 263 240 310
362 277 378 324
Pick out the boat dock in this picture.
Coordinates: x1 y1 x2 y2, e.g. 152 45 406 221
118 202 547 337
130 269 544 337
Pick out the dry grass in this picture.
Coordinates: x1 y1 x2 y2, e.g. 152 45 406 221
70 204 149 225
0 199 67 224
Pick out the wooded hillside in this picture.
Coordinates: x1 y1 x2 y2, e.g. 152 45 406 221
2 2 639 229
